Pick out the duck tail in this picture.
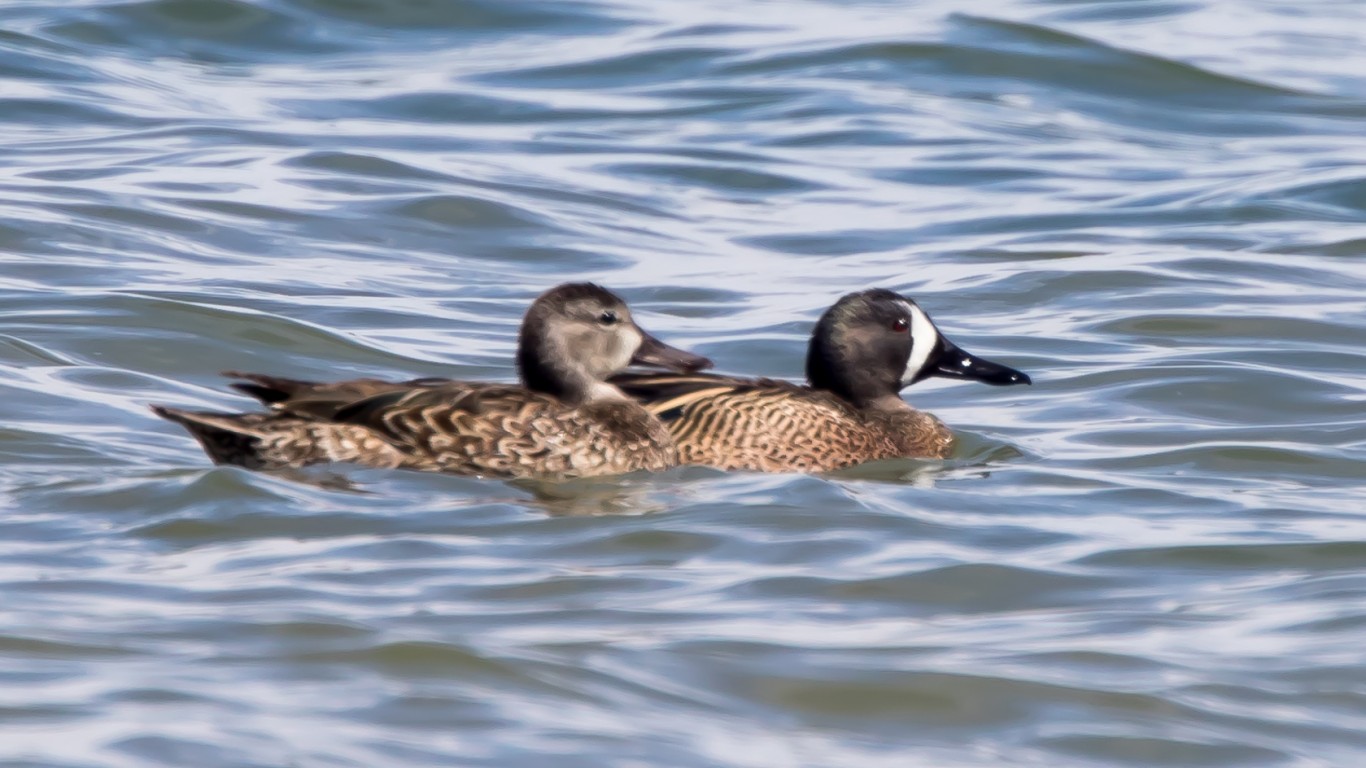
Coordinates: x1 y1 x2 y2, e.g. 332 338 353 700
150 405 272 468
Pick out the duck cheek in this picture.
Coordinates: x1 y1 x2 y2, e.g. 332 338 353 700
615 327 644 372
902 307 939 383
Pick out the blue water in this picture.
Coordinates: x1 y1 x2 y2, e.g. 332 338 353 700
2 1 1365 766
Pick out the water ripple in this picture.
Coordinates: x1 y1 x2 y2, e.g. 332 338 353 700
1 0 1365 766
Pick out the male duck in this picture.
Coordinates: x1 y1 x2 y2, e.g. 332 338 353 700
611 288 1029 473
152 283 711 479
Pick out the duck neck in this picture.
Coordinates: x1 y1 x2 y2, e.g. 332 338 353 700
517 335 623 406
864 393 912 412
806 332 897 408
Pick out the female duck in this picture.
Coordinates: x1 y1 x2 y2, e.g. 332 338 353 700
612 288 1029 473
153 283 711 479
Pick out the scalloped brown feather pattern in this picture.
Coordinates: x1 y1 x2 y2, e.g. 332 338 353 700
157 376 677 479
611 373 953 472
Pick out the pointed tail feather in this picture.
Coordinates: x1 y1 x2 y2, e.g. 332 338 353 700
221 371 323 405
150 405 273 468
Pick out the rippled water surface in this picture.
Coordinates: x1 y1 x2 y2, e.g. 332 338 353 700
3 0 1366 765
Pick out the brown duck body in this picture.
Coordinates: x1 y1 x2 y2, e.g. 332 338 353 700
154 373 678 478
612 373 952 472
151 283 710 480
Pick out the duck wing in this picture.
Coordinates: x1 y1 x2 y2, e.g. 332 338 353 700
223 371 453 419
609 371 809 421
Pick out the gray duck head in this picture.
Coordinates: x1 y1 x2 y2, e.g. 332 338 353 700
805 288 1030 408
518 283 711 404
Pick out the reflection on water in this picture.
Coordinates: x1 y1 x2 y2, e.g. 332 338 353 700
2 0 1365 766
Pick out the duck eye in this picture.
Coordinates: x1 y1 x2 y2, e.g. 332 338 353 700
598 310 619 325
891 318 909 332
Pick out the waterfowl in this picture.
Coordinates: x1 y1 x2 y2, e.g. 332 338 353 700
152 283 711 479
611 288 1030 473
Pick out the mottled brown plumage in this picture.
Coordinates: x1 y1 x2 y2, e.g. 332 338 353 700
611 373 953 472
612 288 1031 473
152 283 711 480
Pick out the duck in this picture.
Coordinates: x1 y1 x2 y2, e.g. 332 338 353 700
610 288 1030 473
151 283 712 479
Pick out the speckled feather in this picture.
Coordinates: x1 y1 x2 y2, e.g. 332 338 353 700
153 374 678 478
611 372 952 473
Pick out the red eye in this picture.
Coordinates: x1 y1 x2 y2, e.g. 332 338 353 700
891 318 909 332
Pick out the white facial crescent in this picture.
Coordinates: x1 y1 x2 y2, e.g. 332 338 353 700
900 302 939 386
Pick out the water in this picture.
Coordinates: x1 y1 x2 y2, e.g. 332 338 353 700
2 0 1365 765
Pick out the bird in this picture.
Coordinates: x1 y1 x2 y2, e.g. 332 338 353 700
152 283 711 479
611 288 1030 472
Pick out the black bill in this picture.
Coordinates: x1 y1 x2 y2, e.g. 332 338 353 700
918 336 1031 386
631 330 713 373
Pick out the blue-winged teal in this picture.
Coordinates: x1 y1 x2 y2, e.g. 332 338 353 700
611 288 1030 473
152 283 711 479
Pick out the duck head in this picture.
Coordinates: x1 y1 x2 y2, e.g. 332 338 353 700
805 288 1030 408
519 283 711 404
